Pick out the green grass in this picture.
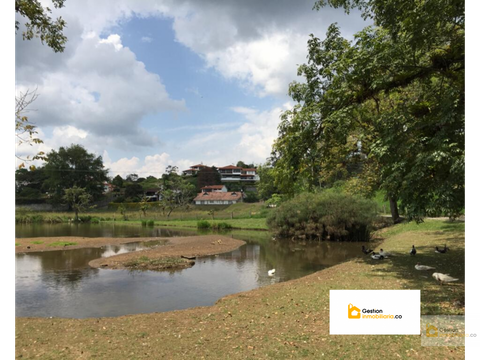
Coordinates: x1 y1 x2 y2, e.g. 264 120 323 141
15 243 20 247
379 219 465 238
125 256 191 269
32 241 44 244
47 241 78 247
154 218 267 230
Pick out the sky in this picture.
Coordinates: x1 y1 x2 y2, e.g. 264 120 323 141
14 0 370 178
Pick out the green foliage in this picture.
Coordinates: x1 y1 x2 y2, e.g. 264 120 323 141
158 166 196 217
63 186 93 222
44 144 108 202
91 217 100 224
267 192 377 241
125 184 144 201
48 241 77 247
147 220 154 227
243 191 259 203
212 222 233 230
111 175 124 188
141 220 147 227
196 166 221 190
256 163 280 200
15 0 67 53
197 220 212 229
271 2 464 221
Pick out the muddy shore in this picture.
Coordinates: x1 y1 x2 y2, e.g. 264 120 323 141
15 235 246 270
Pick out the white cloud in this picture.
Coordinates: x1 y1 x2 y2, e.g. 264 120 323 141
141 36 153 43
16 31 186 148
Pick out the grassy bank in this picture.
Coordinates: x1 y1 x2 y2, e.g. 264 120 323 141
15 202 270 224
16 220 465 359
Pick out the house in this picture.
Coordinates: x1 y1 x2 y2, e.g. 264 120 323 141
201 185 227 193
218 165 259 182
193 191 242 205
144 188 161 201
182 163 209 176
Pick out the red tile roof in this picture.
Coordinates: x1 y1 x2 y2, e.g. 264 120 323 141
191 164 208 168
201 185 225 190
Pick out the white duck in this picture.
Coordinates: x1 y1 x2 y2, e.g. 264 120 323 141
371 252 385 260
379 249 394 257
415 263 435 271
432 272 459 285
268 269 276 276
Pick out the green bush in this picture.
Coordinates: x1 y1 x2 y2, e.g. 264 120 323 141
243 191 259 203
91 217 100 224
147 220 154 227
212 222 232 230
141 220 147 227
267 192 377 241
197 220 212 229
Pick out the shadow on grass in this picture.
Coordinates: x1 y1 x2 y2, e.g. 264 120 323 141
361 232 465 315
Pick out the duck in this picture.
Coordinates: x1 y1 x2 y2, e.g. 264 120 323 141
432 272 459 285
268 269 276 276
415 263 435 271
379 249 394 257
371 252 385 260
362 245 373 255
410 245 417 256
435 246 447 254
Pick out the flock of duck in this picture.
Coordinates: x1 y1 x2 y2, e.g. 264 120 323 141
361 244 459 285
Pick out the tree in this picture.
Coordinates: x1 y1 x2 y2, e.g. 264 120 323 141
126 174 139 182
111 175 124 188
272 2 464 221
15 89 45 170
63 186 93 222
43 144 109 203
15 0 67 53
256 163 280 200
159 166 196 217
125 183 144 201
196 166 221 190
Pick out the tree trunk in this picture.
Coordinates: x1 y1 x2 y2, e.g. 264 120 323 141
388 195 400 223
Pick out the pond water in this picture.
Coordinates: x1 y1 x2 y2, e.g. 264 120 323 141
15 224 373 318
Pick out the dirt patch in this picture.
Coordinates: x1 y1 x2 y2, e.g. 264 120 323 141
15 236 165 253
88 235 244 270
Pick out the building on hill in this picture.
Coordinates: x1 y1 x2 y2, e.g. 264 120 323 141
182 164 209 176
201 185 227 193
218 165 259 182
193 191 242 205
144 188 161 201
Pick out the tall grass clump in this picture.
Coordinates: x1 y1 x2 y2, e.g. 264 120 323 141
267 192 378 242
147 220 155 227
212 222 232 230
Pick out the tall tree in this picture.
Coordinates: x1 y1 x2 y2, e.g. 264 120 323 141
43 144 109 202
272 1 464 221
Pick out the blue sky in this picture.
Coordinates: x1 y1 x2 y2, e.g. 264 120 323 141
14 0 368 178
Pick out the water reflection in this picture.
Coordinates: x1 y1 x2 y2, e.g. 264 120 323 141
15 223 197 238
16 228 374 318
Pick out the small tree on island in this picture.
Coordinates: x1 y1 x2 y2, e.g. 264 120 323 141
63 186 93 222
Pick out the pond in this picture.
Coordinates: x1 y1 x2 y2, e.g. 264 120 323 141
15 223 374 318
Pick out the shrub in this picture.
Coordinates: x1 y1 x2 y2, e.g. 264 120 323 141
197 220 212 229
267 192 377 242
91 217 100 224
147 220 155 227
212 222 232 230
141 220 147 227
243 191 259 203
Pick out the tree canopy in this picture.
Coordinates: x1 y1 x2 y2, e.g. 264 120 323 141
43 144 109 202
271 0 464 220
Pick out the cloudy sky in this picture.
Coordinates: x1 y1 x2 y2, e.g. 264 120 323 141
15 0 368 178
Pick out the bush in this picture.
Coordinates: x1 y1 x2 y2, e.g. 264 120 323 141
212 222 232 230
141 220 147 227
267 192 377 241
91 217 100 224
243 191 259 203
147 220 154 227
197 220 212 229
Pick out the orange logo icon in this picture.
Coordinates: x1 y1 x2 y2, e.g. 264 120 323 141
348 303 361 319
426 323 438 337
